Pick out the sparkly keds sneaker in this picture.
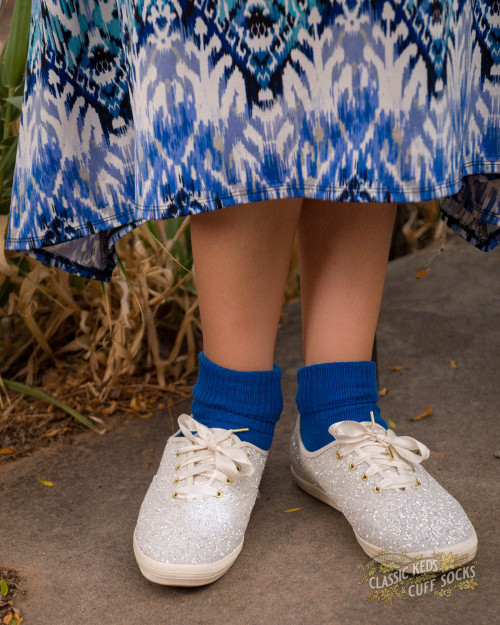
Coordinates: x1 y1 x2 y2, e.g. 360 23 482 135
134 414 268 586
290 414 477 573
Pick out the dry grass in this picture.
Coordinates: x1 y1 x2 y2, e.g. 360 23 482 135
0 215 202 449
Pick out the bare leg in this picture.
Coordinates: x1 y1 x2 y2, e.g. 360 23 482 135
297 199 397 365
190 198 303 371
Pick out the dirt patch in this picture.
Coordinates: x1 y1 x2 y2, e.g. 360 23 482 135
1 360 195 462
0 566 25 624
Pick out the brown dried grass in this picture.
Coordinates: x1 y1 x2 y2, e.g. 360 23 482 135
0 215 202 438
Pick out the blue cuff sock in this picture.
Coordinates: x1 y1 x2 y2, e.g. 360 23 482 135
295 360 387 452
191 351 283 450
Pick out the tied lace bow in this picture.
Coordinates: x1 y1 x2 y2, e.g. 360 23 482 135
330 420 430 491
173 414 254 499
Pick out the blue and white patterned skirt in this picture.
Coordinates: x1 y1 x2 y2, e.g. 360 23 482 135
6 0 500 280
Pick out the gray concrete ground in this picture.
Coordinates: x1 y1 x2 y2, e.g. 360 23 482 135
1 237 499 624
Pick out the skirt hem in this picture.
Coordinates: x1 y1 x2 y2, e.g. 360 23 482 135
6 161 500 249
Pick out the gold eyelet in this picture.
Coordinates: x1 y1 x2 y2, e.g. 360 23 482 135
176 449 180 456
416 479 421 486
216 490 223 498
225 477 232 485
361 473 368 481
373 485 381 493
175 464 180 471
336 451 342 460
172 491 178 498
349 463 356 470
247 452 251 459
173 478 179 484
236 465 241 472
410 467 415 473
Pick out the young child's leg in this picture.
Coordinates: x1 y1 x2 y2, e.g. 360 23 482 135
190 198 302 371
295 200 396 450
291 199 477 571
297 199 396 365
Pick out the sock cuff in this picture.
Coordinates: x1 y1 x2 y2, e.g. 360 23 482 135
296 360 379 415
193 351 283 423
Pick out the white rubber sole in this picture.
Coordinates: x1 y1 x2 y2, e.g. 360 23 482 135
291 467 478 573
133 533 244 586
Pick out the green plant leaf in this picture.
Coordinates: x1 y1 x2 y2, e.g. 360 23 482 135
9 255 31 273
0 137 17 175
0 196 13 214
1 95 23 110
116 253 136 293
1 378 102 432
1 135 17 147
69 274 87 290
13 80 25 96
0 0 32 89
0 578 8 596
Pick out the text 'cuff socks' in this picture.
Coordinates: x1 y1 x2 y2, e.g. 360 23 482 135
191 351 283 450
296 360 387 452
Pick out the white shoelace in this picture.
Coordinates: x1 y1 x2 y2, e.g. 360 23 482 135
330 417 430 491
172 414 255 499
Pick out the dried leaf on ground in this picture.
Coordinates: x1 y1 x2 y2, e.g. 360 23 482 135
98 401 118 417
416 268 429 279
390 365 409 371
284 508 302 513
0 566 23 625
37 478 54 487
449 358 458 369
378 387 389 397
410 406 432 421
42 427 71 439
3 614 23 625
136 412 153 419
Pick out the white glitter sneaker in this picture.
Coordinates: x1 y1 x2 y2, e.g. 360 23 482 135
291 414 477 573
133 414 267 586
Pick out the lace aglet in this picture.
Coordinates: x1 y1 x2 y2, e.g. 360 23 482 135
231 428 249 433
370 411 376 427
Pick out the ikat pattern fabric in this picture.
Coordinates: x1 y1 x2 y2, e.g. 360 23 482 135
6 0 500 280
